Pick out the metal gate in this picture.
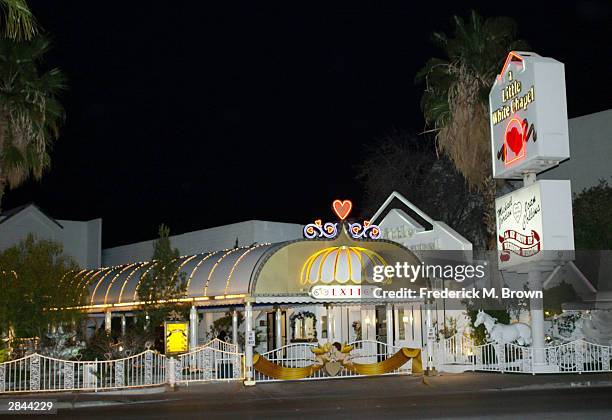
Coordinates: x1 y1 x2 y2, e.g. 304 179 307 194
175 339 244 383
439 333 474 365
253 340 416 383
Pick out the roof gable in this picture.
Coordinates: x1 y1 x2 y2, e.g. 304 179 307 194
0 203 63 229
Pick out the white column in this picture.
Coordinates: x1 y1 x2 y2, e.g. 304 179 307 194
275 307 283 350
426 304 435 372
244 302 254 385
120 314 126 336
189 305 198 351
232 309 238 348
205 312 213 340
386 304 394 355
244 302 255 386
105 310 112 335
528 270 546 364
326 305 334 342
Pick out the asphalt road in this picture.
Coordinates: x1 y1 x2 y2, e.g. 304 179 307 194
15 375 612 419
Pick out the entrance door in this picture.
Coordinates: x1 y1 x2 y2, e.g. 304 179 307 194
375 305 393 360
266 311 286 352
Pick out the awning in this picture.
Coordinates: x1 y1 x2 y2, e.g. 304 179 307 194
67 227 425 312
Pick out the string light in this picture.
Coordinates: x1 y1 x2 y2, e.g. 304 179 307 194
204 248 243 296
224 243 269 295
104 262 139 305
300 246 387 285
185 251 218 292
117 262 147 304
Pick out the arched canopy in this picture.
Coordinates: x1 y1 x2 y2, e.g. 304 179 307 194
68 228 424 312
251 227 425 303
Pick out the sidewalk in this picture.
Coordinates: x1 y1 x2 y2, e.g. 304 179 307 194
1 372 611 410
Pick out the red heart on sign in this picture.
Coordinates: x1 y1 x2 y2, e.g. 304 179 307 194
332 199 352 221
505 126 523 156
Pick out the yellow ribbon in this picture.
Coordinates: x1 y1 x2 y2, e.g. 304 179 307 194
253 347 422 380
252 354 323 380
344 348 423 375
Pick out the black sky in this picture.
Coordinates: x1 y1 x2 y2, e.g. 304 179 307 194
4 1 611 247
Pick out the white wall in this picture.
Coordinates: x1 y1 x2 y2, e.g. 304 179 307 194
539 109 612 194
0 205 101 269
102 220 302 266
57 219 102 268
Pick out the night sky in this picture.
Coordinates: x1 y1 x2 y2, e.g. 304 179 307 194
4 1 611 247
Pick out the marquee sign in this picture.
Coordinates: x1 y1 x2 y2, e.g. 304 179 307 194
490 52 570 179
495 180 574 270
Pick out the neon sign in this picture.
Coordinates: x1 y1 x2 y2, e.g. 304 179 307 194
503 117 526 165
303 200 382 240
332 199 352 221
489 51 569 179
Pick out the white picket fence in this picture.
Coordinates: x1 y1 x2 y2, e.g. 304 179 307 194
0 350 167 393
0 339 246 394
2 335 609 393
438 333 612 375
254 340 415 383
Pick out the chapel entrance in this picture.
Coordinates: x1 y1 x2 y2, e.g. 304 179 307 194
266 310 287 352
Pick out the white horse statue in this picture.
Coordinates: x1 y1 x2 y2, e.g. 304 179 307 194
474 310 532 346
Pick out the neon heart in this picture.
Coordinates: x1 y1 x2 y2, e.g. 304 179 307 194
506 126 523 156
332 199 352 221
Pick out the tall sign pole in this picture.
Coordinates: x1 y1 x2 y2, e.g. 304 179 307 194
490 51 574 372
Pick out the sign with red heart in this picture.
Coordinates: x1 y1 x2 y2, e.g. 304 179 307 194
489 51 569 179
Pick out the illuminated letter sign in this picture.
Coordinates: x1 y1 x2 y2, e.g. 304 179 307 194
490 52 570 179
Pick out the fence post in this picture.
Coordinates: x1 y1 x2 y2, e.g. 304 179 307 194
575 340 584 374
233 353 242 379
114 359 124 388
64 362 75 390
167 358 176 387
602 346 610 372
30 354 41 391
0 363 5 392
144 351 153 385
496 344 505 374
203 349 212 380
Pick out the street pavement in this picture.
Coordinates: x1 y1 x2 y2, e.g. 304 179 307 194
6 372 612 419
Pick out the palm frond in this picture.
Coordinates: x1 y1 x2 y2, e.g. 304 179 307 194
0 35 65 194
0 0 37 40
416 10 529 190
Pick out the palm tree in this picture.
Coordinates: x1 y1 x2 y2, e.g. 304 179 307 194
0 0 37 40
0 35 65 208
416 11 528 247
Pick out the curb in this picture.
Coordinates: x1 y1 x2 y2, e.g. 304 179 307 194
56 397 178 410
81 385 167 396
495 380 612 392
